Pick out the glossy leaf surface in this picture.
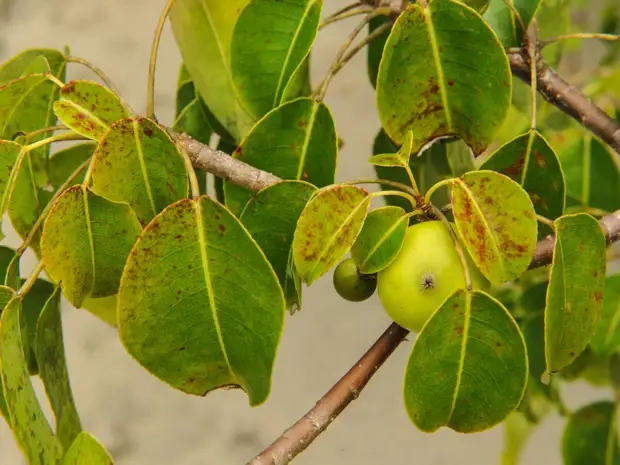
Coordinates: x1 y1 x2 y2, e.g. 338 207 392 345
231 0 321 118
170 0 254 141
240 181 317 312
545 213 606 373
404 290 527 433
376 0 511 152
224 98 337 216
118 196 285 405
351 206 408 274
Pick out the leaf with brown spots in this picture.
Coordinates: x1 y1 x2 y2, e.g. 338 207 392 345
562 402 620 465
224 97 337 216
53 80 130 141
231 0 321 119
591 275 620 357
481 130 565 235
376 0 511 153
91 117 189 225
118 196 285 405
545 213 606 374
63 432 113 465
404 289 527 433
0 297 63 464
0 50 66 185
41 185 142 308
292 185 370 285
452 170 537 286
35 286 82 451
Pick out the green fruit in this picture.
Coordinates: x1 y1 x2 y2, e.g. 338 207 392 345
333 258 377 302
377 221 487 332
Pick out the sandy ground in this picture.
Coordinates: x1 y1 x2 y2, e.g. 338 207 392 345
0 1 612 464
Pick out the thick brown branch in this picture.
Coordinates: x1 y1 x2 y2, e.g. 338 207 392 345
507 50 620 154
248 323 409 465
247 208 620 465
173 132 282 192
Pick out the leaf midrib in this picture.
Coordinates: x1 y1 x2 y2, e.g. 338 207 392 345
359 214 407 272
132 120 158 219
448 290 471 423
272 0 317 108
422 4 453 133
296 101 319 180
57 98 110 137
193 200 236 380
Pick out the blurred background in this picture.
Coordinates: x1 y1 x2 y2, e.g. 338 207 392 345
0 0 616 464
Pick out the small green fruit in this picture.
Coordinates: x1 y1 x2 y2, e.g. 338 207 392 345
377 221 487 332
333 258 377 302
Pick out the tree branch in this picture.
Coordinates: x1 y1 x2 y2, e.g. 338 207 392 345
246 208 620 465
508 50 620 154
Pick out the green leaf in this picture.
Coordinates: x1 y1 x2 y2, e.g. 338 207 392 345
280 56 312 104
0 297 63 463
560 136 620 214
36 286 82 451
293 185 370 285
91 117 189 225
368 130 413 168
41 185 142 308
367 15 392 89
8 149 45 255
0 286 15 424
591 275 620 357
240 181 317 313
63 432 113 465
118 196 285 405
452 170 538 286
48 143 95 189
224 98 337 216
5 254 20 289
20 278 55 375
0 141 22 240
372 130 414 211
404 289 527 433
0 50 66 186
484 0 542 47
545 213 606 373
170 0 254 141
563 401 620 465
0 246 16 280
521 314 545 383
351 206 408 274
231 0 321 119
480 130 565 224
54 80 130 141
376 0 511 152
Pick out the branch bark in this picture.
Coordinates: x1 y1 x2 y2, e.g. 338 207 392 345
507 50 620 154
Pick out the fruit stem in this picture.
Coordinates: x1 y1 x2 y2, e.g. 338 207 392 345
432 206 472 291
370 190 417 209
424 178 455 205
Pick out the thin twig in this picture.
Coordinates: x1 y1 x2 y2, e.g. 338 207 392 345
17 261 46 297
320 5 374 29
541 33 620 48
147 0 177 120
66 55 137 116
